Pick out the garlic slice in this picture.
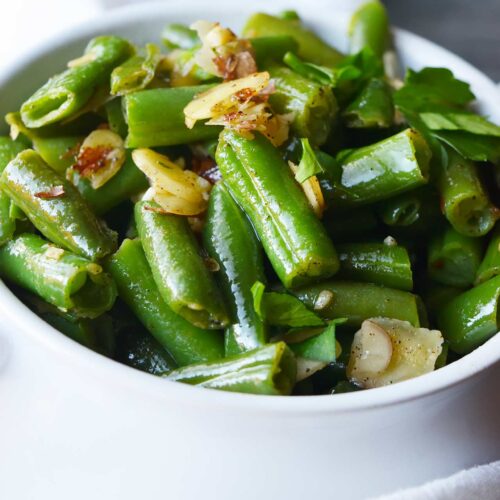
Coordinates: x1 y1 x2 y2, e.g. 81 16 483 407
132 148 211 216
184 72 270 128
347 317 443 389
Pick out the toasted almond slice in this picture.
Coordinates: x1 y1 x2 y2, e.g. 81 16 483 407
75 129 125 189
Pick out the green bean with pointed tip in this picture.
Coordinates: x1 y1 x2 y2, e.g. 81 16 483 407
21 36 133 128
203 183 267 355
163 342 296 395
349 0 390 58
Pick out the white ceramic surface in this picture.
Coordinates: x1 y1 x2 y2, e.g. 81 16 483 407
0 2 499 499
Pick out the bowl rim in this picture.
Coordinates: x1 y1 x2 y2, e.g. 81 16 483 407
1 0 499 415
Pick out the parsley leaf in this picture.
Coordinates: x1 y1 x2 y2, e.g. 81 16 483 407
432 131 500 163
419 112 500 137
287 318 347 362
294 138 324 183
251 281 324 327
394 67 475 113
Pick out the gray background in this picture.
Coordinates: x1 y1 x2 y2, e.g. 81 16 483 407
385 0 500 81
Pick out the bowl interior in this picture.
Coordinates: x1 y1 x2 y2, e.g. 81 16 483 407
0 0 499 411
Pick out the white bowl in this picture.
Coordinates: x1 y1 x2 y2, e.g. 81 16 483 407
0 2 499 499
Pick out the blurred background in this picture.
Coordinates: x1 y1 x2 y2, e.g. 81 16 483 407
0 0 499 81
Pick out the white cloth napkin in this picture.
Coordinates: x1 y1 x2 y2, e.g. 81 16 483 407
372 461 500 500
0 1 498 499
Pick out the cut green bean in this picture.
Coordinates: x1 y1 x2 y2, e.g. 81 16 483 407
105 98 128 138
438 275 500 354
124 85 221 147
135 200 229 329
163 342 296 395
336 243 413 290
342 78 394 128
269 66 338 146
111 44 162 96
294 281 425 327
0 233 116 317
428 226 483 287
436 150 497 237
330 128 431 206
476 224 500 284
250 36 299 67
1 150 117 259
242 13 343 66
203 183 267 355
217 130 339 288
0 136 29 244
349 0 390 58
21 36 133 127
106 238 224 366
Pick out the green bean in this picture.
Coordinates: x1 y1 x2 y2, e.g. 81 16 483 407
217 130 339 288
438 275 500 354
116 326 177 374
294 281 425 327
67 152 148 215
349 0 390 58
437 150 497 237
269 66 338 146
31 135 82 174
203 183 267 355
249 36 299 67
135 200 229 329
0 136 29 244
21 36 133 127
106 238 224 365
242 13 343 66
342 78 394 128
428 226 483 287
1 150 117 259
163 342 296 395
330 128 431 206
336 243 413 290
0 233 116 317
476 224 500 284
422 283 464 323
162 23 199 50
123 86 221 147
111 44 161 96
105 98 128 138
376 187 439 227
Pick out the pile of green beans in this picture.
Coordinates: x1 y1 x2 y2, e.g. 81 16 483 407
1 1 499 397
